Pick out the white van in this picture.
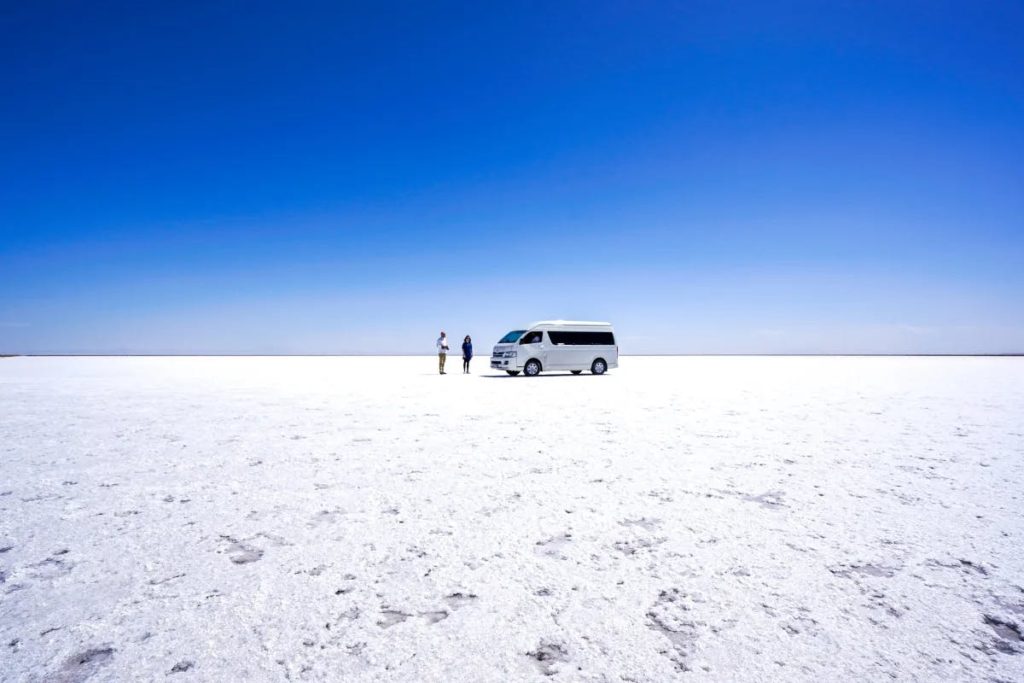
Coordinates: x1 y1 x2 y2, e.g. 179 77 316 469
490 321 618 376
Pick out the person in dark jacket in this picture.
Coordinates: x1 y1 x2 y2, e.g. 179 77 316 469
461 335 473 374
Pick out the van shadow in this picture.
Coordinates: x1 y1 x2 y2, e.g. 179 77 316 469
479 373 603 379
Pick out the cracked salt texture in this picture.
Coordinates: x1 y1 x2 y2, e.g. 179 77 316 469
1 355 1022 681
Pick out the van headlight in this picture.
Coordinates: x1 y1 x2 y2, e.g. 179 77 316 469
503 351 517 358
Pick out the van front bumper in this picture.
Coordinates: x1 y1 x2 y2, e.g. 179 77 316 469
490 357 512 369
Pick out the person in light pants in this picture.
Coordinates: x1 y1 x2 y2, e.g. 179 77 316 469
436 331 449 374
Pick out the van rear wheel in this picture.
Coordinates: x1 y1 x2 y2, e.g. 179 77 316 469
524 359 542 376
506 370 520 376
591 359 607 375
570 370 582 375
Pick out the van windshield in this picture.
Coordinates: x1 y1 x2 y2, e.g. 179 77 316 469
498 330 527 344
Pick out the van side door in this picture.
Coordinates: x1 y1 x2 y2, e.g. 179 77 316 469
546 330 578 369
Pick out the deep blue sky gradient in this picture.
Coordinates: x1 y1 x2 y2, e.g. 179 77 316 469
2 1 1022 353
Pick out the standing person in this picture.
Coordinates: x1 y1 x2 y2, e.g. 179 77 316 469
461 335 473 374
436 330 449 374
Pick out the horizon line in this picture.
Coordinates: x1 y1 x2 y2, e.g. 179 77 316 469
3 353 1023 358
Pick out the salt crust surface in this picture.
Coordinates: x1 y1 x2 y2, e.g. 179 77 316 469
1 356 1022 681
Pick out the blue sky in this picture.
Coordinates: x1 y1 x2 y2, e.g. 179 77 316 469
1 1 1022 354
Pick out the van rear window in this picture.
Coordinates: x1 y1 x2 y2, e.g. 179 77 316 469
548 331 615 345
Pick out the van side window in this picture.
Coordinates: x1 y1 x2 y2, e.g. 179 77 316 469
520 331 543 345
546 331 615 345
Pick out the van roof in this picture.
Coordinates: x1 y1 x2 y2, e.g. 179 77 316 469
529 320 612 328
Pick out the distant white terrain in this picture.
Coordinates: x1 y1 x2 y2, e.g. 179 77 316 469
1 356 1022 682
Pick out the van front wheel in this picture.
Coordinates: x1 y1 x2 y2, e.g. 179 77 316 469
591 359 607 375
524 359 542 376
506 370 520 376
